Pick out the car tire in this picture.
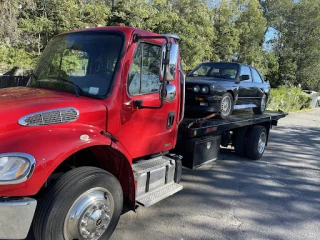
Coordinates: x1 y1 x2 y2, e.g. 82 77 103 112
253 94 267 114
220 92 234 119
246 126 267 160
33 167 123 240
233 127 249 157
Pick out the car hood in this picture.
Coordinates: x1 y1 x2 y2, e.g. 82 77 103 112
0 87 107 134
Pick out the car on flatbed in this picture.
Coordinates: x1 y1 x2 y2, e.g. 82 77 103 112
185 62 270 119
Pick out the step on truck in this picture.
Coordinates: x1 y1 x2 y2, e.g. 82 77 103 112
0 26 286 240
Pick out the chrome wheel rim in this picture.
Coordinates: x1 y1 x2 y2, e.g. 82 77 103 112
221 96 232 116
258 132 267 154
63 187 114 240
261 95 267 112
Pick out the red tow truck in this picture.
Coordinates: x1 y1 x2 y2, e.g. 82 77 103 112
0 26 286 240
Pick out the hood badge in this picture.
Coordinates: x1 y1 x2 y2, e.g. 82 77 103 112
80 134 90 141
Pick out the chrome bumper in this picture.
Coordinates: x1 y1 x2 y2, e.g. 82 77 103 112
0 198 37 239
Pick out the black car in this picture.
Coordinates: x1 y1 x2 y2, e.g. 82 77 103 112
185 62 270 119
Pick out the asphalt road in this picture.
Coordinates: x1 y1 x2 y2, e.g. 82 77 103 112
24 109 320 240
110 109 320 240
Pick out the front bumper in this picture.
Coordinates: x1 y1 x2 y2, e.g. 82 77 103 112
185 95 222 113
0 198 37 239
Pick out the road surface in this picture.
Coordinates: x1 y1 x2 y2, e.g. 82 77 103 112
111 109 320 240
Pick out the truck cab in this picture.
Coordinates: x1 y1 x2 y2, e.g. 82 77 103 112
0 26 184 240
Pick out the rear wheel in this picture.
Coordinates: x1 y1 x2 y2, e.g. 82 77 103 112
246 126 267 160
220 92 234 119
33 167 123 240
253 94 267 114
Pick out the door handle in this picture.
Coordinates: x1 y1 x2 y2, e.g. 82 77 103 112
167 111 175 129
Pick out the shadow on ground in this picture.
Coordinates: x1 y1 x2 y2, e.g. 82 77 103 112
111 125 320 240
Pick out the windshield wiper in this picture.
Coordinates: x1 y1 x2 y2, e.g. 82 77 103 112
46 77 82 97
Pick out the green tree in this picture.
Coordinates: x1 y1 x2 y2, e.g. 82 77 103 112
236 0 267 73
213 0 240 62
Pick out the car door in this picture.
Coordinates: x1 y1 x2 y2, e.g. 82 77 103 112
238 65 255 104
251 67 268 105
119 40 180 159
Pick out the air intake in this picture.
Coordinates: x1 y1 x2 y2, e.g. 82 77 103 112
19 108 79 126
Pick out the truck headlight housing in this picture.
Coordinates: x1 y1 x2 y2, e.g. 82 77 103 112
0 153 35 185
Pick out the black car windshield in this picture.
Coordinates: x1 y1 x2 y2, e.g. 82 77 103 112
29 32 123 98
188 62 239 80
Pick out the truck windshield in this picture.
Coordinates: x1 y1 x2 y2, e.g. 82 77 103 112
29 31 123 98
188 63 239 80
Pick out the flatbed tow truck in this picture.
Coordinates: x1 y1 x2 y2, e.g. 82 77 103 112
0 26 286 240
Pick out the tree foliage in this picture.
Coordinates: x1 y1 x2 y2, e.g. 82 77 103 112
0 0 319 91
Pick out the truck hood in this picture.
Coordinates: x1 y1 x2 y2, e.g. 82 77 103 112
0 87 107 133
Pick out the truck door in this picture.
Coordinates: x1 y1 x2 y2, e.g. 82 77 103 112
119 39 180 159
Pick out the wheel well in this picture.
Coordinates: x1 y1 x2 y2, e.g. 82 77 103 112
43 146 135 209
227 90 235 100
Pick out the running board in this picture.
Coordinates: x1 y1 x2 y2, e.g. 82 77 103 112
136 183 183 207
234 104 257 110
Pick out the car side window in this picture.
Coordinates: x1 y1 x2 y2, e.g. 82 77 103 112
240 66 252 82
251 68 263 83
128 42 161 95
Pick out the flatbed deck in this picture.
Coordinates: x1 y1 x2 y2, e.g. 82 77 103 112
179 110 287 138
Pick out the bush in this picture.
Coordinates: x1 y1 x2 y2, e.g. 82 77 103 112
268 85 312 112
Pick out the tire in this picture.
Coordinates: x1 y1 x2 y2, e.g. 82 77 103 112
253 94 267 114
233 127 249 157
246 126 267 160
33 167 123 240
220 92 234 119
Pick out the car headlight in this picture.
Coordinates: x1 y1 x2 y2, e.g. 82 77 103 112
193 85 200 93
0 153 35 184
201 86 209 94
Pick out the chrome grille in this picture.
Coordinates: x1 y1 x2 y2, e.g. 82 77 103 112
19 108 79 126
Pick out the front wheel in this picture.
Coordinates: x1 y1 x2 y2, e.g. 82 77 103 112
253 94 267 114
220 92 234 119
33 167 123 240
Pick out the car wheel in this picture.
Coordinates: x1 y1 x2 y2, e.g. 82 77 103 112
33 167 123 240
220 92 234 119
253 94 267 114
233 127 249 157
246 126 267 160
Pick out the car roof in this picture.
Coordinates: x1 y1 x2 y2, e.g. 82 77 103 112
199 62 254 68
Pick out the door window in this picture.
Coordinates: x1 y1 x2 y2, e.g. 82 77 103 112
239 66 252 82
128 43 161 95
251 68 263 83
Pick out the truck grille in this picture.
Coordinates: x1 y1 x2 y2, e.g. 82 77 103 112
18 108 79 126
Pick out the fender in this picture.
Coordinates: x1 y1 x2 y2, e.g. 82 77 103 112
0 123 134 197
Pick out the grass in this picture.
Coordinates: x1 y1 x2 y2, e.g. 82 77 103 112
267 85 312 113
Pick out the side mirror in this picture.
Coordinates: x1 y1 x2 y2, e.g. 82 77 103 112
240 75 250 81
160 43 179 82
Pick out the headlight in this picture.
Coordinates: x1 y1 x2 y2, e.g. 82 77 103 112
201 86 209 94
193 85 200 93
0 153 35 184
